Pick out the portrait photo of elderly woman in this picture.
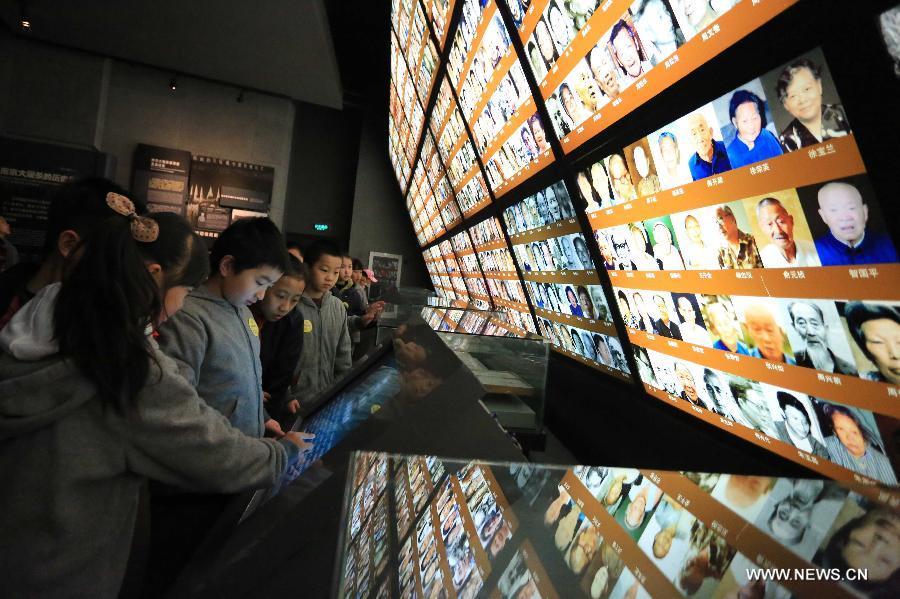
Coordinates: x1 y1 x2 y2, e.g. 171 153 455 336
763 52 852 152
815 400 897 485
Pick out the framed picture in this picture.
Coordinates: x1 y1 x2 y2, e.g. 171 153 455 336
368 251 403 299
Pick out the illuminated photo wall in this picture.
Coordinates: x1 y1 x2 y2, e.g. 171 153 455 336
583 48 899 485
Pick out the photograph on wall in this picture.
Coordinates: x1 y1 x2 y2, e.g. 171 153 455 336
187 155 275 236
131 144 191 216
369 251 403 297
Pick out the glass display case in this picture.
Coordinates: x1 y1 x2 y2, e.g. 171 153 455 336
381 305 550 437
168 312 525 598
431 311 548 435
336 451 900 599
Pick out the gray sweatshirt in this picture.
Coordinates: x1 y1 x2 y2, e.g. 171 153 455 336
292 293 352 400
0 284 299 598
157 285 266 437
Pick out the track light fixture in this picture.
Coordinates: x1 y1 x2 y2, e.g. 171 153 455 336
19 0 31 31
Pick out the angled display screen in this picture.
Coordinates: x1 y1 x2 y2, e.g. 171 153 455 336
504 180 632 380
338 452 900 599
392 1 898 479
582 48 899 486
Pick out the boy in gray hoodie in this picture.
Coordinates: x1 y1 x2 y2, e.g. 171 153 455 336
150 218 294 591
158 217 290 437
292 241 381 401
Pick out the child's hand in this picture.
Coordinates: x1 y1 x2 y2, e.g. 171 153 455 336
286 399 300 414
263 391 271 403
283 432 315 453
360 302 384 327
264 418 284 437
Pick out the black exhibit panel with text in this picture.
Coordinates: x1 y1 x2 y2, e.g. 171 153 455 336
389 1 900 486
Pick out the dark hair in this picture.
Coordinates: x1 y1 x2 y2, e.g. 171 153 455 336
776 392 809 422
585 43 608 74
43 177 136 256
304 239 343 267
145 212 209 290
821 403 875 446
844 302 900 361
776 58 822 103
609 20 646 71
283 254 309 282
728 89 768 127
818 507 900 596
286 241 303 256
55 211 205 409
558 83 576 118
672 293 703 327
351 258 364 271
209 217 288 276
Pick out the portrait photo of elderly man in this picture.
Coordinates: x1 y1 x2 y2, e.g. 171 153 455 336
811 180 898 266
784 299 857 375
686 110 733 181
751 196 821 268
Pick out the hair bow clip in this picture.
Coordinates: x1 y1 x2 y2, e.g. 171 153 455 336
106 192 160 242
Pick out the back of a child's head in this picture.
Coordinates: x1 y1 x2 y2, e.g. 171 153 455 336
43 178 140 257
303 239 343 268
145 212 210 289
209 217 289 276
284 254 309 283
55 204 206 410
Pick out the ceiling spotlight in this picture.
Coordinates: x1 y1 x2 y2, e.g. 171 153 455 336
169 77 177 92
236 89 245 103
19 1 31 31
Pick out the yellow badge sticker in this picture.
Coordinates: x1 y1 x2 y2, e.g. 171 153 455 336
304 319 313 333
248 318 260 337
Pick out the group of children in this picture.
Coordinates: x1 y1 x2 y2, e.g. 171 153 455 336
0 178 383 597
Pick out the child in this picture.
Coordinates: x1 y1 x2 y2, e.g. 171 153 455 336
286 240 304 262
150 217 299 592
349 258 370 311
0 177 141 330
0 198 311 597
292 242 381 400
250 255 309 421
333 252 366 316
0 215 18 273
157 217 289 438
